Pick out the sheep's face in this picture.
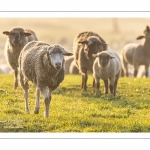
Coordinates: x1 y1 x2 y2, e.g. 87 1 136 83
78 36 107 59
41 45 73 71
93 52 115 69
137 26 150 40
98 53 110 68
3 28 31 47
49 52 64 70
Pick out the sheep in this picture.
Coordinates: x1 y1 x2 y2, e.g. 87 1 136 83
69 60 79 74
93 50 121 96
3 27 38 89
64 55 74 74
122 25 150 77
73 31 108 91
18 41 73 118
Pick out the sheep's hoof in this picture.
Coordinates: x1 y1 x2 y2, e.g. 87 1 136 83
44 112 49 118
14 85 18 89
34 108 39 114
26 110 30 114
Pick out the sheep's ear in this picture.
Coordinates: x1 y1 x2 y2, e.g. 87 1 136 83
144 26 150 34
3 31 9 35
78 40 88 44
100 42 108 45
24 32 31 36
39 49 49 56
107 53 115 59
63 52 73 56
109 55 115 59
137 36 145 40
62 49 73 56
92 54 98 57
146 26 149 31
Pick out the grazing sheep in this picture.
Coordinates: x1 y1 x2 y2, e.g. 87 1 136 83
122 26 150 77
73 31 108 91
3 27 38 89
69 60 79 74
19 41 73 118
93 50 121 96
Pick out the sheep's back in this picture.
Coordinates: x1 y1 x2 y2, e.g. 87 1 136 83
25 29 38 41
122 43 139 64
73 31 107 54
93 50 121 80
19 41 49 82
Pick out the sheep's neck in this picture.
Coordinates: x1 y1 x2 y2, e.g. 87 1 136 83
143 39 150 55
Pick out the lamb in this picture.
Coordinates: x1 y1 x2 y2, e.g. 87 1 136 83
18 41 73 118
122 26 150 77
3 27 38 89
93 50 121 96
73 31 108 91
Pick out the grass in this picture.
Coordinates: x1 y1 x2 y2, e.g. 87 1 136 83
0 74 150 132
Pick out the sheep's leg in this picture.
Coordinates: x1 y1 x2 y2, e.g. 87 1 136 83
40 87 51 118
114 73 120 96
94 76 100 95
34 87 40 114
19 72 30 113
133 65 139 77
104 79 108 94
145 64 149 77
109 77 115 95
81 70 87 91
122 59 128 77
122 58 129 77
24 86 30 114
133 62 139 77
84 73 88 91
92 78 95 88
14 68 18 89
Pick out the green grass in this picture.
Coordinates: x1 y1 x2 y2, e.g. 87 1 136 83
0 74 150 132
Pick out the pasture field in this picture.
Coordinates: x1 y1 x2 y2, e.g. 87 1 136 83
0 74 150 132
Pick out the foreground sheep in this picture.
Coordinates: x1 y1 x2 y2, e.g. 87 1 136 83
19 41 73 117
122 26 150 77
93 50 121 96
3 27 38 89
73 31 108 91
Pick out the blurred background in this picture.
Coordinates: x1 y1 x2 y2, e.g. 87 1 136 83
0 18 149 74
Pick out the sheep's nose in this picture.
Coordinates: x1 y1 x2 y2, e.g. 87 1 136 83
55 62 61 69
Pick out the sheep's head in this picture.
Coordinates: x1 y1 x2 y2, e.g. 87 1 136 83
92 51 115 68
78 36 108 59
40 45 73 70
3 27 31 47
137 26 150 40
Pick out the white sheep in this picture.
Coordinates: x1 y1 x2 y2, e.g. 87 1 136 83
19 41 73 118
122 26 150 77
93 50 121 96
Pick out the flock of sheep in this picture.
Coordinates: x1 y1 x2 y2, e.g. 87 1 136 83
2 25 150 117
